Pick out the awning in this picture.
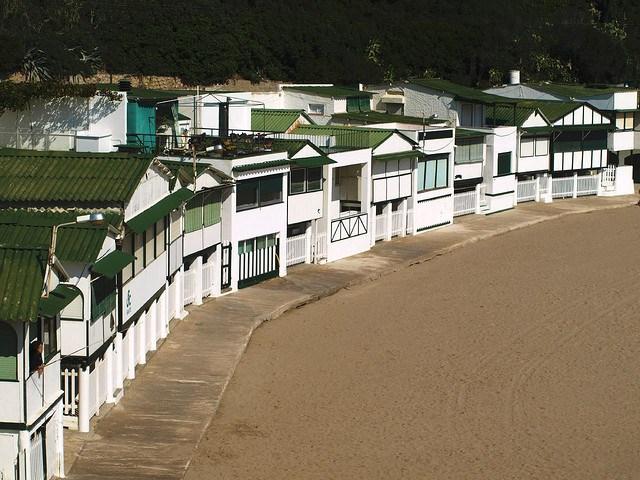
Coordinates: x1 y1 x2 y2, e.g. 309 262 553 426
127 187 193 234
373 151 426 162
232 159 291 173
291 156 337 168
39 284 80 318
524 124 615 134
92 250 136 279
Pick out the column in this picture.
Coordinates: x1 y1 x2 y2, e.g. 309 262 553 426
176 266 189 318
94 359 100 416
597 170 603 196
114 332 123 390
545 174 553 203
572 172 578 198
105 344 114 404
158 291 168 340
126 328 136 380
399 199 408 238
78 365 90 433
149 301 157 351
56 402 65 477
18 430 30 480
383 202 393 241
535 176 541 202
304 223 313 264
193 256 203 305
137 314 146 366
474 183 482 214
212 246 222 297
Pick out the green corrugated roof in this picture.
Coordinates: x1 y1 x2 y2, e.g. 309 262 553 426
0 210 120 263
232 159 291 173
514 100 581 123
331 111 444 126
270 139 309 157
0 246 47 322
283 86 373 98
251 109 315 133
372 151 426 162
127 187 193 234
39 284 80 318
411 78 518 105
162 160 210 189
291 156 336 168
530 83 633 99
485 105 540 127
92 250 135 279
0 149 154 206
292 124 395 149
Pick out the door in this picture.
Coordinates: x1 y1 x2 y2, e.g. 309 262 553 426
30 429 46 480
220 243 232 290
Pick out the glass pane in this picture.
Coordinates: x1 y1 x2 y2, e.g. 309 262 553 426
625 114 634 130
436 158 448 188
290 168 306 194
134 233 144 275
307 167 322 191
237 180 259 210
0 322 17 380
266 234 276 247
520 138 535 157
170 210 181 242
256 236 267 249
259 175 282 206
237 241 245 255
122 234 134 282
455 144 469 164
535 137 549 156
244 239 254 253
417 160 426 191
497 152 512 175
425 160 437 190
155 219 166 254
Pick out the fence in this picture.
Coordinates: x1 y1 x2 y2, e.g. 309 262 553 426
202 261 215 297
286 234 307 266
374 214 386 241
314 231 327 262
61 368 79 417
238 241 280 288
330 212 368 242
552 177 574 199
453 190 476 217
183 268 197 306
602 165 616 187
516 179 537 203
392 210 404 236
577 175 598 196
30 430 45 480
406 209 414 234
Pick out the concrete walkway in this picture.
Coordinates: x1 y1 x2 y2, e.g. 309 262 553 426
65 195 637 480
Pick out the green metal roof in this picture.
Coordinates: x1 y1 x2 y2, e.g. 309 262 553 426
455 128 488 140
39 284 80 318
529 83 633 99
331 111 444 126
0 149 154 206
292 124 396 150
162 160 210 189
232 159 291 173
411 78 518 105
0 246 47 322
251 109 315 133
269 139 309 157
0 210 120 263
283 86 373 98
524 124 615 134
372 151 426 162
485 104 540 127
291 156 336 168
127 187 193 234
514 100 581 123
92 250 135 279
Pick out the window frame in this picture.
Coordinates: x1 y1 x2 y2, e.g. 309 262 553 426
417 156 449 192
289 166 323 195
0 321 18 382
497 152 512 176
308 103 325 116
236 175 284 212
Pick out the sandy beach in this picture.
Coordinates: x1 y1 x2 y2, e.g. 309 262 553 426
185 207 640 480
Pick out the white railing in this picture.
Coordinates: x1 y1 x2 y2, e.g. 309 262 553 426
392 210 404 236
375 214 386 241
552 177 574 199
286 234 307 266
330 212 368 242
61 368 79 417
314 231 327 262
453 190 476 217
577 174 598 196
601 165 616 190
516 179 537 203
539 175 549 195
202 262 215 297
168 280 177 319
30 429 45 480
479 184 487 207
183 269 197 306
406 209 414 234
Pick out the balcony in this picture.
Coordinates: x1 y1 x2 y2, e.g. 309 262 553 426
608 130 635 152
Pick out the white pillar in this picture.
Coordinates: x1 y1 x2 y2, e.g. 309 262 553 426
193 256 203 305
158 291 168 340
399 199 408 237
105 345 114 404
572 172 578 198
18 430 30 480
304 223 313 264
383 202 393 241
545 174 553 203
513 179 519 207
535 176 541 202
137 315 146 366
94 360 100 417
56 402 65 477
78 365 90 433
212 247 222 296
175 266 187 319
597 170 603 196
114 332 123 390
149 301 157 351
475 183 482 214
126 328 136 380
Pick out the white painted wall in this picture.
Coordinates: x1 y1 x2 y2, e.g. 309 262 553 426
124 164 171 221
403 84 455 120
288 190 323 225
122 252 167 323
282 91 334 125
608 130 635 151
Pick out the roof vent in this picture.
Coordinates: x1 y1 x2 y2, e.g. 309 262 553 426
118 79 132 92
508 70 521 86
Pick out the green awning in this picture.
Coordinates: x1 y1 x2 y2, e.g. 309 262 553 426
127 187 193 234
232 159 291 173
92 250 135 279
292 156 337 168
39 284 80 318
524 124 615 134
373 151 426 162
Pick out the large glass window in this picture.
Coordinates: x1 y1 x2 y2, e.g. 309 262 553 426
237 175 283 211
616 112 634 130
455 139 484 164
42 316 57 361
170 210 181 242
307 167 322 191
92 275 116 320
289 167 322 195
520 137 535 157
417 156 448 191
0 321 17 381
259 175 282 205
290 169 306 194
497 152 512 175
237 179 259 211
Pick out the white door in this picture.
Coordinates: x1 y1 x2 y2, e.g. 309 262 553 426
30 429 45 480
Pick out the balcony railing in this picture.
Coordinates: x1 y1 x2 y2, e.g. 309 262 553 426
330 212 368 242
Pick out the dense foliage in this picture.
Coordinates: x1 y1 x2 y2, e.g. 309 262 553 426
1 0 639 86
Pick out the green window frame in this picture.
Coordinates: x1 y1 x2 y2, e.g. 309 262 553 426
0 321 17 381
184 196 203 233
497 152 512 175
417 156 449 191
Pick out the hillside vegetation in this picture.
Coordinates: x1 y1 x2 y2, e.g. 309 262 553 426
1 0 638 86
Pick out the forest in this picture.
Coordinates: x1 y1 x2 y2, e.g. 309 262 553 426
1 0 639 87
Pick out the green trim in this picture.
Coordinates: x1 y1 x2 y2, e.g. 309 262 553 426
291 156 336 168
373 151 425 162
127 187 193 234
39 284 80 318
92 251 135 279
232 159 291 173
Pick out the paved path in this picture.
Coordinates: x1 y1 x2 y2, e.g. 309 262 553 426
65 195 637 479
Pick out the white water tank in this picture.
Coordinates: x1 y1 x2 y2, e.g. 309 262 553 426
508 69 521 85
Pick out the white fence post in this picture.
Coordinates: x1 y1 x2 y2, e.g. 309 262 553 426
535 176 541 202
384 203 393 241
400 199 408 237
78 366 90 433
572 172 578 198
475 184 482 214
114 332 123 390
105 345 114 404
193 256 203 306
545 174 553 203
304 224 313 263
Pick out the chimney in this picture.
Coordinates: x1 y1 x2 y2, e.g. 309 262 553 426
219 98 230 137
508 70 521 85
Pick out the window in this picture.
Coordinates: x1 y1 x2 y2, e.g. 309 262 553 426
455 139 484 164
417 156 448 191
583 130 608 151
238 234 277 254
134 233 144 275
170 210 181 242
42 316 57 361
520 137 535 158
497 152 512 175
203 190 221 227
535 137 549 156
555 131 582 153
308 103 325 115
0 321 17 381
184 196 203 233
155 219 166 255
289 167 323 195
144 225 155 266
92 275 116 320
122 234 134 282
616 112 634 130
237 175 283 211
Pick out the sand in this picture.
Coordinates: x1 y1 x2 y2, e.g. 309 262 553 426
185 207 640 480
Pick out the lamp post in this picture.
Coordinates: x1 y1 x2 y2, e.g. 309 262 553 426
44 212 106 298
